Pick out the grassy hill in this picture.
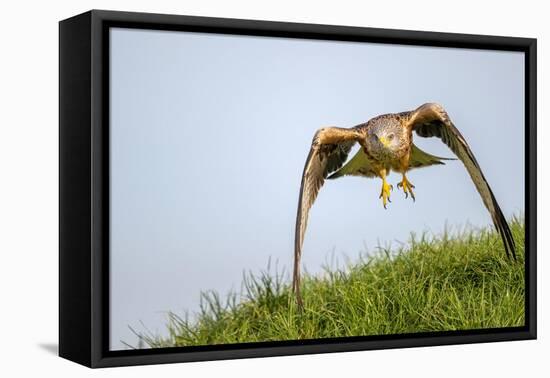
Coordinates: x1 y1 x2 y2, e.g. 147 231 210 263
133 218 525 348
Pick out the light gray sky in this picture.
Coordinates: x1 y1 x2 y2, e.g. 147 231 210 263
109 27 524 350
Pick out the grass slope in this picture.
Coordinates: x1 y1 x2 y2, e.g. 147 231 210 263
134 218 525 348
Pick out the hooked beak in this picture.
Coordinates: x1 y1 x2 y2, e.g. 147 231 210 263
378 135 390 147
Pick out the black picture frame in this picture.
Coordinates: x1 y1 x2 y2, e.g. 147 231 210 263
59 9 537 368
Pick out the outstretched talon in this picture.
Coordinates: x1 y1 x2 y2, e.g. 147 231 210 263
397 174 416 201
379 180 393 209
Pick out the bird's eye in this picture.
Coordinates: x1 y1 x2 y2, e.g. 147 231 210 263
387 133 395 140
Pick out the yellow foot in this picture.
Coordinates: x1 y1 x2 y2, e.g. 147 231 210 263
397 175 416 201
379 181 393 209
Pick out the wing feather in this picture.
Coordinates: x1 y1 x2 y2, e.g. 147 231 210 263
326 147 378 179
409 144 455 169
407 103 516 259
293 127 361 306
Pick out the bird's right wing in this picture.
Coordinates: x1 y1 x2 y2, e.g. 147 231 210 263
293 127 363 305
326 147 378 179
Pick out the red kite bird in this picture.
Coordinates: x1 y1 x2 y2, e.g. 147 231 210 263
293 103 516 307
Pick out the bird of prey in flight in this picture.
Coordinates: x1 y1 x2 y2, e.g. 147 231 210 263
293 103 516 308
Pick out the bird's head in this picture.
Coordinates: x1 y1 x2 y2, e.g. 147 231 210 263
366 117 405 155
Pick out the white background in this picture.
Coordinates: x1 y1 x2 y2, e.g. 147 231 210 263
0 0 546 376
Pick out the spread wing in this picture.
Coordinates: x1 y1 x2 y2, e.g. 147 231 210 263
408 144 456 169
406 103 516 259
326 147 378 179
293 127 363 305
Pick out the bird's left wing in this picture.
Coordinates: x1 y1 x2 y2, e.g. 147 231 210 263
405 103 516 260
293 127 363 306
408 144 456 169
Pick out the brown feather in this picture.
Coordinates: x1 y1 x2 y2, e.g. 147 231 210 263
293 127 363 307
406 103 516 260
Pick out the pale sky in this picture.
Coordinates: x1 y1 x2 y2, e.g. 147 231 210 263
109 27 524 350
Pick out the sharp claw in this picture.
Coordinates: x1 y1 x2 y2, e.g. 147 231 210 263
380 177 392 208
398 176 416 201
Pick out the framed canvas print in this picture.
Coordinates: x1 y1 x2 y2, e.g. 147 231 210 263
59 10 537 368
